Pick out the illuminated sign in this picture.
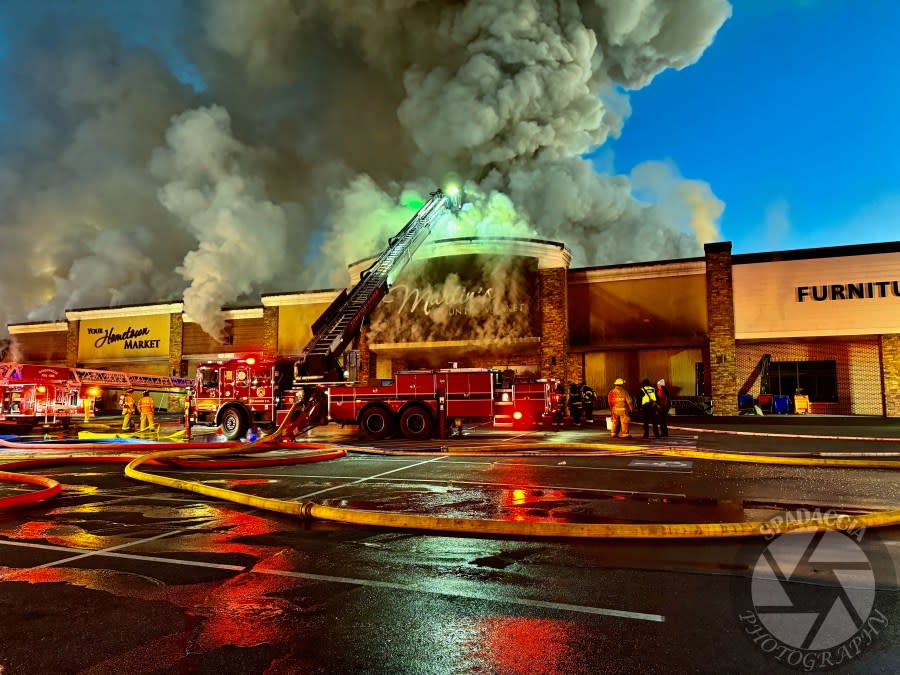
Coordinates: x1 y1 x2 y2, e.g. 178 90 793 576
78 315 170 360
369 254 538 343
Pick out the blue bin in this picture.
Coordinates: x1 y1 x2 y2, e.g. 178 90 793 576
739 393 754 409
773 395 790 414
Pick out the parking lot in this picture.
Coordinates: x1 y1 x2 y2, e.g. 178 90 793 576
0 417 897 673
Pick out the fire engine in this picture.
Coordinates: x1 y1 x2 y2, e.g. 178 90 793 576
195 358 558 440
0 362 193 431
192 187 560 440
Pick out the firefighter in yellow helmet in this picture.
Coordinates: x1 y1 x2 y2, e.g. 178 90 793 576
138 391 156 432
606 377 634 438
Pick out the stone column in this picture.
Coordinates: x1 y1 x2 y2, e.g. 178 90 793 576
66 320 79 367
262 306 279 360
704 242 738 416
357 323 373 381
882 334 900 418
539 267 568 383
168 313 184 376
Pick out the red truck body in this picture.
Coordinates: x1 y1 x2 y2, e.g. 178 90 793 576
0 364 81 426
193 359 557 440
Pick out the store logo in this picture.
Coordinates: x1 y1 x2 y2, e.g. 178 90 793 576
87 325 162 351
734 512 894 671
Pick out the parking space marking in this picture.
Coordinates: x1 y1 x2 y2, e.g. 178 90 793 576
0 539 663 622
153 468 687 498
288 455 448 500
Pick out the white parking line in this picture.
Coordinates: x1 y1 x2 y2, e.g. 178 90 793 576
154 469 687 498
0 539 663 622
289 455 448 500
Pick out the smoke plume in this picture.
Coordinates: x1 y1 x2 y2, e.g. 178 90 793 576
0 0 731 337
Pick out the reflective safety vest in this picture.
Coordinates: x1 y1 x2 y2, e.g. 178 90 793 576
640 385 657 406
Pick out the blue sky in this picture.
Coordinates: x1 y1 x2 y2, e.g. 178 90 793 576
601 1 900 254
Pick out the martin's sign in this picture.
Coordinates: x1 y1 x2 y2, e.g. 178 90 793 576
797 281 900 302
78 315 170 360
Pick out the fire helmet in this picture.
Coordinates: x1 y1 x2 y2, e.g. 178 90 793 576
614 377 625 385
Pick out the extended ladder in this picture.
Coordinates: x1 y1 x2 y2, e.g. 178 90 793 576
299 189 455 376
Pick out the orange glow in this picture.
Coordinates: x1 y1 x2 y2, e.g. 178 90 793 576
36 385 46 393
245 357 256 365
512 411 523 420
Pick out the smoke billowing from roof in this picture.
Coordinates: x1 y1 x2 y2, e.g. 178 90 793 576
0 0 731 337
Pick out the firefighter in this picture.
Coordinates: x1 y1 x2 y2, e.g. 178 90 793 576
581 383 596 423
656 378 672 438
138 390 156 432
568 382 583 426
121 389 136 431
552 382 567 426
639 378 660 439
607 378 633 438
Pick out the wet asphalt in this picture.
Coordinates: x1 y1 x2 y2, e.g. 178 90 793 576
0 415 897 674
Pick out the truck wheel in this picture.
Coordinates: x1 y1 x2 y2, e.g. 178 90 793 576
399 405 433 440
360 407 392 440
220 406 248 441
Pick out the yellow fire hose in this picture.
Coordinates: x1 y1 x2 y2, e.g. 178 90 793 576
123 432 900 539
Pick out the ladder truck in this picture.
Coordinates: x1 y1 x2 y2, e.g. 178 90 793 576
193 187 559 440
0 362 194 431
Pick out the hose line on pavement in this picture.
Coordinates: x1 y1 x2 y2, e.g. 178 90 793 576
124 439 900 539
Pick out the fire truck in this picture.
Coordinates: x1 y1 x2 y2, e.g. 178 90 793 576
193 187 560 440
195 358 558 440
0 362 194 431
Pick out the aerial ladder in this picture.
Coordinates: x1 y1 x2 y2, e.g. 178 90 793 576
282 187 461 435
298 188 459 379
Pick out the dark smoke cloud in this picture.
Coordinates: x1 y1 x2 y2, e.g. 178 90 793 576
0 0 731 337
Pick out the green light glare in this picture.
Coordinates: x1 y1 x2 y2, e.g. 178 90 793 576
445 183 460 197
400 195 425 210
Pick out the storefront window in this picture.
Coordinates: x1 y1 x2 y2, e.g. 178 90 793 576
770 360 838 402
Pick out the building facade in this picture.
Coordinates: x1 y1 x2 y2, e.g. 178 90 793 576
7 239 900 417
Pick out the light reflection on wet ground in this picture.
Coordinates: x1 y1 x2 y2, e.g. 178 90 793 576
0 421 897 672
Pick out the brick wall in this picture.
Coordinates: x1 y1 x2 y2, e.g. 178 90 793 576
66 320 79 367
168 314 183 376
883 334 900 417
357 324 373 381
539 267 568 382
704 242 738 415
263 307 279 359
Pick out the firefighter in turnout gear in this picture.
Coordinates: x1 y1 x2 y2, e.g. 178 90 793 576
121 389 136 431
639 378 660 439
138 391 156 432
552 382 567 427
581 383 596 423
607 378 633 438
568 382 583 426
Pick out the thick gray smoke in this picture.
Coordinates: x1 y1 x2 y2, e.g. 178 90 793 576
0 0 731 337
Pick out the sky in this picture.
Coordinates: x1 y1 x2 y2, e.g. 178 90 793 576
0 1 896 338
599 1 900 254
